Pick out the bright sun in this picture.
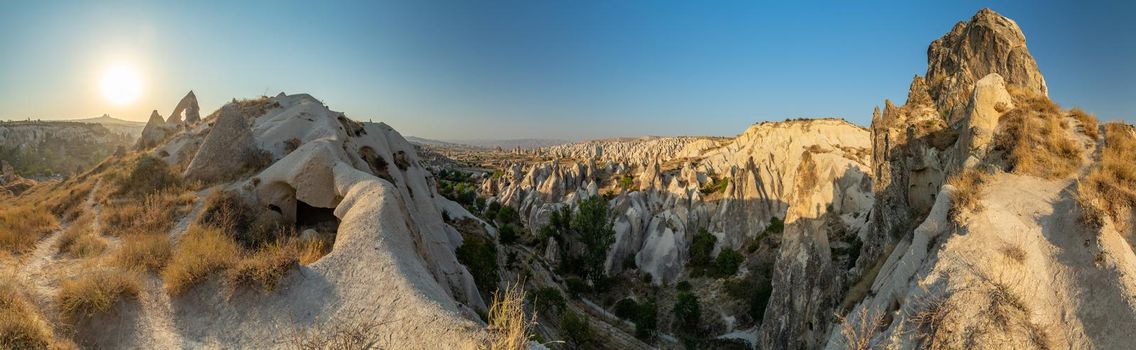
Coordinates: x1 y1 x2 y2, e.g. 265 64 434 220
100 65 142 105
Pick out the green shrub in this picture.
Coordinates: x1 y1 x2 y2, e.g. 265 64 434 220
700 177 730 195
689 229 717 267
674 292 701 330
565 277 589 299
527 287 566 315
113 155 182 198
618 175 634 191
713 248 743 277
498 224 518 245
765 216 784 234
560 311 593 348
676 281 692 292
456 233 498 299
496 206 519 225
634 299 658 339
614 298 639 320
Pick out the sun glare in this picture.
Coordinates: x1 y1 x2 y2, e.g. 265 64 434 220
100 65 142 105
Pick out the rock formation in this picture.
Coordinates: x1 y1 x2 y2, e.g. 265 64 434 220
167 90 201 125
182 106 261 183
136 110 174 149
926 8 1047 121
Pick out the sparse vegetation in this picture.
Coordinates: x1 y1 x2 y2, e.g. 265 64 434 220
1078 123 1136 233
700 176 729 195
0 204 59 254
485 283 534 350
1000 244 1026 264
162 226 241 295
540 196 615 283
526 287 566 316
197 189 287 249
689 228 716 267
455 230 498 299
618 175 634 191
57 269 142 319
994 87 1082 179
837 307 884 350
114 233 173 272
0 279 60 349
713 248 743 277
947 168 991 221
559 311 593 349
55 215 106 259
225 240 299 294
1068 108 1099 140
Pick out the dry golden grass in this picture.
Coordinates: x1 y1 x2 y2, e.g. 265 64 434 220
225 241 298 294
838 307 884 350
1069 108 1099 140
101 191 195 237
114 233 173 272
298 237 332 265
485 283 533 350
947 168 991 221
0 204 59 254
162 225 240 295
1078 123 1136 231
55 214 106 259
57 269 142 320
0 280 57 349
995 88 1083 179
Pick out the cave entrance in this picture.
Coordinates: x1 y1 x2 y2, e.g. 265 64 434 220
296 199 339 232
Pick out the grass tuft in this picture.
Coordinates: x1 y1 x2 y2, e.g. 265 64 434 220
486 283 533 350
57 270 142 320
0 280 57 349
162 226 240 295
114 233 173 272
225 241 298 294
947 168 991 222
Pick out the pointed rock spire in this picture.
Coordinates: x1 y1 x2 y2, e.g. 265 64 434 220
136 110 173 150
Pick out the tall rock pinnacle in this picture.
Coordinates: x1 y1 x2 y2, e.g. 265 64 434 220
925 8 1047 121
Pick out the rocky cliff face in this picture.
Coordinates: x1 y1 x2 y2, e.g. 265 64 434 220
0 120 132 177
826 8 1136 350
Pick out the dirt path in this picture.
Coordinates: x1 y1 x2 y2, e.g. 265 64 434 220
16 179 103 325
131 189 210 349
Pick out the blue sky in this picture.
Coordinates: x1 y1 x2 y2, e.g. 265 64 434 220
0 1 1132 140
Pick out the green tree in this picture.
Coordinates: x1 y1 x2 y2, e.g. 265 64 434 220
674 292 701 330
561 311 593 349
572 196 615 281
689 228 717 267
713 248 743 277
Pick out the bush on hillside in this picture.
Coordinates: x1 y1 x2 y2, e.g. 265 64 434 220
456 232 498 299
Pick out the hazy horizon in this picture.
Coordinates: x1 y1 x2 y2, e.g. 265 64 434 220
2 1 1133 140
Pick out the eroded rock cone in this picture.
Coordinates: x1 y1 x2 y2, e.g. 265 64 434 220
926 8 1047 121
136 110 173 150
183 106 261 182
